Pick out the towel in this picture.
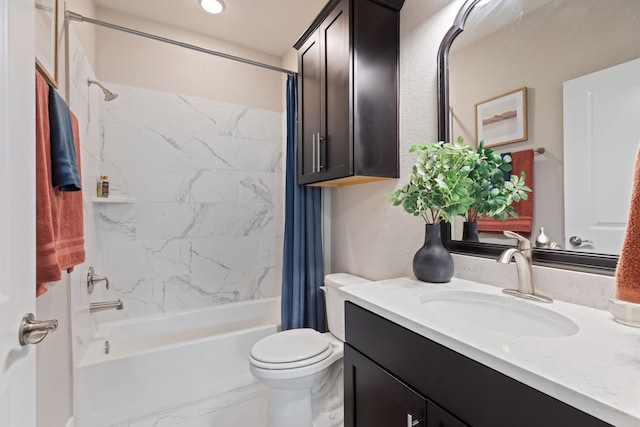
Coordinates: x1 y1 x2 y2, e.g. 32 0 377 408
36 72 60 296
56 113 86 272
48 82 82 191
35 72 86 296
477 149 534 235
615 146 640 304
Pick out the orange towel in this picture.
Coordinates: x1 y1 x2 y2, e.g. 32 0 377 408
35 72 85 296
615 146 640 304
36 72 61 295
56 113 85 272
477 149 534 236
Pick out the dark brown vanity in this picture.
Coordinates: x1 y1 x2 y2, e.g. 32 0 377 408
344 302 610 427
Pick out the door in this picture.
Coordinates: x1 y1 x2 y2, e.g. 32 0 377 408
563 58 640 254
320 0 351 181
0 0 37 426
298 0 351 185
298 30 322 183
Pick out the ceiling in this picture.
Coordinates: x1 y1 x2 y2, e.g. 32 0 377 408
94 0 329 57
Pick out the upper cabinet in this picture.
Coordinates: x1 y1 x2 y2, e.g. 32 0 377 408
295 0 404 187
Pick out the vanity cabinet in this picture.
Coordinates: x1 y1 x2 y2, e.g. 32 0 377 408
344 302 611 427
294 0 403 187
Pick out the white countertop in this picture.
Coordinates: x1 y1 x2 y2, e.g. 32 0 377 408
338 277 640 427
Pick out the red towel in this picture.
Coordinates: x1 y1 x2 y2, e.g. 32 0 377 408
56 113 85 272
36 72 60 295
477 149 534 235
35 72 85 296
615 146 640 304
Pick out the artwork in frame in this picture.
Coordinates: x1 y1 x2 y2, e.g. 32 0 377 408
474 87 527 148
35 0 58 88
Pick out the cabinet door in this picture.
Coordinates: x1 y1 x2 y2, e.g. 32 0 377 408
427 401 467 427
345 344 427 427
319 0 351 181
298 30 322 183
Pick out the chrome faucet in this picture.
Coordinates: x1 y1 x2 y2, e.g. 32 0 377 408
89 299 124 313
497 231 552 303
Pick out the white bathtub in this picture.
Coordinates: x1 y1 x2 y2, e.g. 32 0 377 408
75 297 280 427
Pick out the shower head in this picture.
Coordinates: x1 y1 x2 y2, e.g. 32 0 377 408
87 79 118 101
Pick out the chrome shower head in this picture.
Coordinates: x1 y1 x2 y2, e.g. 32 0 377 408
87 79 118 101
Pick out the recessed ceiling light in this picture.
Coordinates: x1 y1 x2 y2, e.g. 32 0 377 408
200 0 225 14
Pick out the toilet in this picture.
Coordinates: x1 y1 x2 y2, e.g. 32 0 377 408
249 273 370 427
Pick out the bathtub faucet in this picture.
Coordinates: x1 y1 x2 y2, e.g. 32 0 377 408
90 299 124 313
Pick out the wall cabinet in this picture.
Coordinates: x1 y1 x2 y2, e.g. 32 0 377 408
295 0 404 187
344 302 611 427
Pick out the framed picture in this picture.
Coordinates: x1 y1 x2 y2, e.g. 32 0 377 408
474 87 527 147
35 0 58 88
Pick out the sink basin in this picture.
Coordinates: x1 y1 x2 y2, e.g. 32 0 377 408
420 290 579 337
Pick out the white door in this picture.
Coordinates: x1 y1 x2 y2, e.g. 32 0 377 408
0 0 37 426
563 58 640 254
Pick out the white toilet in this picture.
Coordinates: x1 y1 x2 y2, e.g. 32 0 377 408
249 273 370 427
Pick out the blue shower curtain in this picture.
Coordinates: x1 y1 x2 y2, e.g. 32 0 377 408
281 74 326 331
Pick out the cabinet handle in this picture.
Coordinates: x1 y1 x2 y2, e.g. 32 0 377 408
317 133 324 171
312 133 317 173
407 414 420 427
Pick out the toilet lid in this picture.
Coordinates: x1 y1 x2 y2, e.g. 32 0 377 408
250 328 331 368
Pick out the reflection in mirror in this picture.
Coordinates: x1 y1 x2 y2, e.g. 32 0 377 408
440 0 640 270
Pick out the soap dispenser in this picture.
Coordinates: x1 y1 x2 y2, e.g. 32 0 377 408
535 227 550 248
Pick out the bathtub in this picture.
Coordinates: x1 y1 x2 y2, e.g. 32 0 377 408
75 297 280 427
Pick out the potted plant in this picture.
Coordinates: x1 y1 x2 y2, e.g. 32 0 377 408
463 139 532 241
388 140 476 283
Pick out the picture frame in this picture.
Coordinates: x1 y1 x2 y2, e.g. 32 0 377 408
474 87 527 147
35 0 58 88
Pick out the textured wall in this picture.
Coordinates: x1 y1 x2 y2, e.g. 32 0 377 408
329 0 465 279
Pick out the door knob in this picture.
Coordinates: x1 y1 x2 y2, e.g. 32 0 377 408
19 313 58 345
569 236 594 247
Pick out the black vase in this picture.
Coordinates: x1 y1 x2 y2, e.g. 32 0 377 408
462 221 480 242
412 223 454 283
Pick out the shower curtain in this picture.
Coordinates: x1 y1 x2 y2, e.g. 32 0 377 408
281 74 326 331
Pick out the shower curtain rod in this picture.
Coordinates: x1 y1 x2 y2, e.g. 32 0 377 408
66 10 297 76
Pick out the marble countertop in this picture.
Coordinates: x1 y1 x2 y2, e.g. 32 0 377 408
338 277 640 427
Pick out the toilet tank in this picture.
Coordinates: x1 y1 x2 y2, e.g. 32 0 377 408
324 273 370 341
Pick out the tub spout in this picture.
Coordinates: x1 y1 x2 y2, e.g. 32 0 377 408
90 299 124 313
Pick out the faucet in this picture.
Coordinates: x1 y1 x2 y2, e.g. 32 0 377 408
89 299 124 313
497 231 553 303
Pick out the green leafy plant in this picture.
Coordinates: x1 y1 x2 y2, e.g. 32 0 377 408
466 138 532 222
387 140 477 224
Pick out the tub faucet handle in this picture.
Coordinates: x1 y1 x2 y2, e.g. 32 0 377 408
86 266 109 294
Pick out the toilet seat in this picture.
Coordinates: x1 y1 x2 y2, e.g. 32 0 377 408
250 328 332 370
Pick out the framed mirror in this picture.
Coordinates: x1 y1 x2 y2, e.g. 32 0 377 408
438 0 640 273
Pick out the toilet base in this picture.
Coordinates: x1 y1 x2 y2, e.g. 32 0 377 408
267 388 313 427
264 360 344 427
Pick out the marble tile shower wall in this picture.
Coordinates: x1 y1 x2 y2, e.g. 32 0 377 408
97 83 284 318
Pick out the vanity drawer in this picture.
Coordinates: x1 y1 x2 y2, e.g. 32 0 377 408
345 302 610 427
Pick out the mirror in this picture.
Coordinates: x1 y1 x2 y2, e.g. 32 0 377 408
438 0 640 272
